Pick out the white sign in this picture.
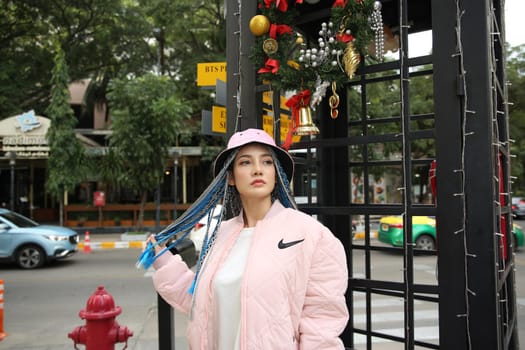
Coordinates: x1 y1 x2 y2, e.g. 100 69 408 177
0 110 51 158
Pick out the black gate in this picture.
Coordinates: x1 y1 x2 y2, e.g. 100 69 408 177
224 0 518 349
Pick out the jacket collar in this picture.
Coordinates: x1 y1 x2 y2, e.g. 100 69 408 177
233 199 286 226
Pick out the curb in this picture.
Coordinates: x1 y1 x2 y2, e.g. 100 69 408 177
78 241 144 250
354 231 378 240
79 232 378 250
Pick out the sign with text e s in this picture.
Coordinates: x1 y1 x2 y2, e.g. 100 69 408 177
212 105 227 133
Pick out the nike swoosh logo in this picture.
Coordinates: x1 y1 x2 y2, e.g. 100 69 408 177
278 238 305 249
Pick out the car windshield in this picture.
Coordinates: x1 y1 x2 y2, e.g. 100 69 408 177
0 211 39 228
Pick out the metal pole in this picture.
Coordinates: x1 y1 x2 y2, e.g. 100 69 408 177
156 154 180 350
157 293 175 350
155 184 161 232
173 154 179 220
8 153 16 211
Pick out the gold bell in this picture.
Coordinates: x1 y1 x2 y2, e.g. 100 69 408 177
294 106 320 136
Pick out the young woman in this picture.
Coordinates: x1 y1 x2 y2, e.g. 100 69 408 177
139 128 348 349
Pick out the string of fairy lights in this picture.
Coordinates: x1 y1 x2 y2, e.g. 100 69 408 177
451 1 513 348
488 0 514 340
451 0 476 347
233 0 243 132
395 0 414 345
393 1 512 348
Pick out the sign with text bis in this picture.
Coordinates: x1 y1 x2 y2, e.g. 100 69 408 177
197 62 226 87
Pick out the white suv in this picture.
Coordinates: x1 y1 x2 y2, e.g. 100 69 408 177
190 205 223 254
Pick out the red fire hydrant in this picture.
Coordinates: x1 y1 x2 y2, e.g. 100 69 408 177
68 285 133 350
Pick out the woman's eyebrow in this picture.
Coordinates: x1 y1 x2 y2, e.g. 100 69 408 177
236 154 252 160
237 152 272 159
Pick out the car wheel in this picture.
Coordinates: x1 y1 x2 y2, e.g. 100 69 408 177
16 245 45 269
415 235 436 251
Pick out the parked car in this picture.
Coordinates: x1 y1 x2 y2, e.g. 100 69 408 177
513 223 524 250
378 216 437 250
511 197 525 219
0 209 79 269
377 215 524 252
190 204 223 254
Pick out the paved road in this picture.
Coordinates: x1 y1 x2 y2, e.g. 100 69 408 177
1 226 524 349
0 248 183 350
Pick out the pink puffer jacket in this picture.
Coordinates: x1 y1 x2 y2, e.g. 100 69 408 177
152 201 349 349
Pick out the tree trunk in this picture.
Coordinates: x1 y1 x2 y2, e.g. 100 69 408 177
59 194 64 226
136 190 148 231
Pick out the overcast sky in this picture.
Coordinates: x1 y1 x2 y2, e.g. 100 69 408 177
504 0 523 47
407 0 522 58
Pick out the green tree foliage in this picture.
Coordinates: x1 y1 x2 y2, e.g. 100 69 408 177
507 44 525 194
107 73 192 229
1 0 153 118
348 66 434 161
137 0 226 137
1 0 225 134
45 43 85 224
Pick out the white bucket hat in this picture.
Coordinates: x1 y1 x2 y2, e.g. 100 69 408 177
213 128 294 180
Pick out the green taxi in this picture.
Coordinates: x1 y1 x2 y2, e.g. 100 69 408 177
378 215 524 251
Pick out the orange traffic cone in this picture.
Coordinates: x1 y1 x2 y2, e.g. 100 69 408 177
83 231 92 254
0 279 7 341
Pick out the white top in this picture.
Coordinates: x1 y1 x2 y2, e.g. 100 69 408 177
213 227 255 350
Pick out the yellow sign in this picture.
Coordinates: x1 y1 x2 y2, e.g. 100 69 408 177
262 91 288 109
262 115 274 136
197 62 227 86
261 91 300 144
212 105 227 133
262 114 301 144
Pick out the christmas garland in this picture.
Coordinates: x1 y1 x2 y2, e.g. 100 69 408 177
250 1 383 102
249 0 384 146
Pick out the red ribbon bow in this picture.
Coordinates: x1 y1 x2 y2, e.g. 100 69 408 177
269 23 293 39
285 90 311 111
264 0 288 12
332 0 347 8
258 58 280 74
336 32 354 43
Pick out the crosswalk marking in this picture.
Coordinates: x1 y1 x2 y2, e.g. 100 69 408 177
354 326 439 345
354 309 438 324
140 274 440 346
352 294 439 345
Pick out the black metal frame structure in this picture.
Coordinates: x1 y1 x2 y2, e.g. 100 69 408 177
222 0 518 349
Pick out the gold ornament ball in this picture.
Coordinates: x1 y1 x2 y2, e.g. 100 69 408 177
249 15 270 36
296 36 304 45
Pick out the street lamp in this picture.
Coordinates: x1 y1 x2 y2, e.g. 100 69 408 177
7 152 16 211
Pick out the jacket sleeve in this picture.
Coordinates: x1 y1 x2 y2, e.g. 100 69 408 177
151 252 196 315
298 228 349 350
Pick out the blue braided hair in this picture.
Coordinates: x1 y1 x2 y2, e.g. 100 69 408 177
136 150 238 271
272 149 297 210
136 144 297 296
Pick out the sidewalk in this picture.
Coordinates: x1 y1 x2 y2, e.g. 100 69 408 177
78 232 147 250
80 230 377 250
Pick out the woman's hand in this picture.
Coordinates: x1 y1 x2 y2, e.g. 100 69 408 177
145 234 164 255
